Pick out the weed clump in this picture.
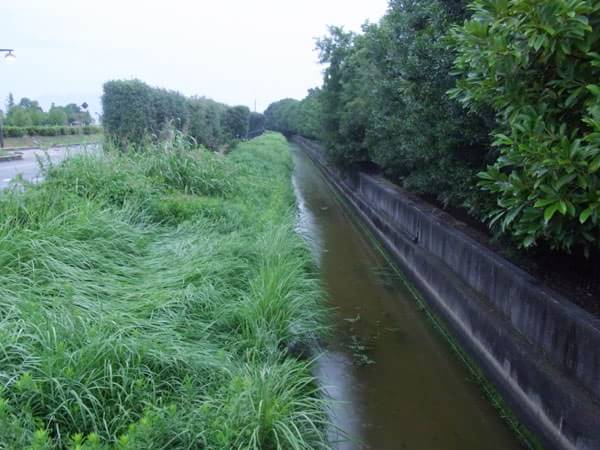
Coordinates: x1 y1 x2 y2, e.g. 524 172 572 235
0 133 329 449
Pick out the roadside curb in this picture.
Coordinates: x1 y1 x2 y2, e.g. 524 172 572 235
0 152 23 163
1 141 102 152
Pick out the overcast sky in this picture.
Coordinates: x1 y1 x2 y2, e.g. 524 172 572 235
0 0 388 119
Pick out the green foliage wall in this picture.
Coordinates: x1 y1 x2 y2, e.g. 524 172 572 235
311 2 494 207
249 111 266 136
264 90 322 139
187 96 228 150
223 105 251 140
266 2 492 206
102 79 235 149
2 125 102 138
368 0 494 206
264 98 299 136
102 80 156 144
450 0 600 253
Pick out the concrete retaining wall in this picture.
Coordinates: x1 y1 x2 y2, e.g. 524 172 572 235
293 136 600 450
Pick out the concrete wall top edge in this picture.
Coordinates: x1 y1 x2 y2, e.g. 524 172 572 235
356 171 600 333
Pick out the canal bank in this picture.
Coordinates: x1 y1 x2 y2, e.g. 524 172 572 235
291 143 524 450
292 136 600 450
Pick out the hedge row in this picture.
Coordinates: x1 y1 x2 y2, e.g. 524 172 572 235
102 80 262 149
2 125 102 138
267 0 600 255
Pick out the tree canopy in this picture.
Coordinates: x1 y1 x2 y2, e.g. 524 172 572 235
2 94 93 127
265 0 600 255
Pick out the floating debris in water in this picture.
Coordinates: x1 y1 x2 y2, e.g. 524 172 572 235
344 314 361 323
348 335 376 366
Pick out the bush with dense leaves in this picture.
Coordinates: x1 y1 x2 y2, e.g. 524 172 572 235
248 111 266 137
267 2 491 207
264 99 299 136
102 80 158 144
264 90 322 139
223 105 250 140
102 79 238 149
2 125 102 138
186 96 228 150
450 0 600 253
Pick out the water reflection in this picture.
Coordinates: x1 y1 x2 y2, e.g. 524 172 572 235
291 144 523 450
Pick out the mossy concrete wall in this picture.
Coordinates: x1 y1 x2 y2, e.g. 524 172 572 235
294 136 600 450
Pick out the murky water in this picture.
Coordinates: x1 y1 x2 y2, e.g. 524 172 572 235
291 144 524 450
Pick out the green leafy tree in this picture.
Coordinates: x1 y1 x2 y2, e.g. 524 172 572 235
18 98 41 110
223 105 250 140
264 98 299 135
316 26 363 163
187 96 227 149
47 106 68 126
363 0 493 206
5 106 33 127
450 0 600 253
312 2 492 206
264 91 322 139
249 111 265 135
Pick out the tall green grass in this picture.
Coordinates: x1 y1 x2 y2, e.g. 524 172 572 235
0 133 330 449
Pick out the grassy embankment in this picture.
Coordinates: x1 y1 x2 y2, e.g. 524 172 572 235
3 134 103 149
0 132 330 449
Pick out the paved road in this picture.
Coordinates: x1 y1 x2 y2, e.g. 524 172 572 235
0 144 99 189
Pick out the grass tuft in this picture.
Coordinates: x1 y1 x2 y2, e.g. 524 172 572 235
0 132 330 449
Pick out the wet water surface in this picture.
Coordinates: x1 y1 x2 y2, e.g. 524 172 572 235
291 144 523 450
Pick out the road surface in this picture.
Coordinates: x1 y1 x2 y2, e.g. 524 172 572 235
0 144 99 189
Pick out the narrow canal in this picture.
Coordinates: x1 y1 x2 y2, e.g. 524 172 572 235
291 143 524 450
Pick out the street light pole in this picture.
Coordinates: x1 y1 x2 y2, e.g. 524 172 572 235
0 49 16 61
0 48 16 147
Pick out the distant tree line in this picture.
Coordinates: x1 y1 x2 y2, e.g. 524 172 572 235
264 90 321 139
1 94 93 127
102 80 264 149
265 0 600 255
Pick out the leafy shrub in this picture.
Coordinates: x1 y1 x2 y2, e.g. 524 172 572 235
1 125 102 139
187 97 228 149
3 126 25 138
102 80 158 144
82 125 101 135
267 1 491 207
248 111 265 136
223 105 250 139
102 79 231 149
450 0 600 253
264 90 322 139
